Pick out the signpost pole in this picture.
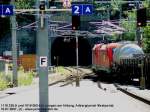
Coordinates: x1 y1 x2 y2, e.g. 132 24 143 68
11 0 18 87
72 4 93 87
37 0 49 111
75 31 80 87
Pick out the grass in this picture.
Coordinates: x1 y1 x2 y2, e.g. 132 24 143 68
18 71 34 86
0 73 8 91
0 66 71 90
48 66 71 83
55 66 71 76
0 71 35 91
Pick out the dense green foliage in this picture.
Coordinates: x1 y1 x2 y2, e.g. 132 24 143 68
120 11 136 41
142 1 150 52
15 0 35 9
0 73 8 90
143 26 150 53
0 71 34 90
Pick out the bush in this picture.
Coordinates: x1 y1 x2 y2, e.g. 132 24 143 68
122 32 135 41
143 38 150 53
143 26 150 53
0 73 8 90
0 71 35 90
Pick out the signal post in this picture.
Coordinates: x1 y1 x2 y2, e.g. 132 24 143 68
37 0 72 111
136 1 147 89
37 0 49 111
10 0 18 87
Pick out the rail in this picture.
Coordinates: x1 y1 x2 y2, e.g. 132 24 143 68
48 67 93 87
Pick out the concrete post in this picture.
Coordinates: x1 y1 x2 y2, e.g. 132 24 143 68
11 0 18 87
37 0 49 111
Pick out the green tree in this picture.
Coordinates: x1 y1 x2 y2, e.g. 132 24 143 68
142 0 150 53
121 11 136 41
120 0 150 52
15 0 35 9
143 26 150 53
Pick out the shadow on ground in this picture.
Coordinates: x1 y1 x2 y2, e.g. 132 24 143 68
83 72 141 88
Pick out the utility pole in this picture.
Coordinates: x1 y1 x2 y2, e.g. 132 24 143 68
37 0 49 111
75 31 80 87
11 0 18 87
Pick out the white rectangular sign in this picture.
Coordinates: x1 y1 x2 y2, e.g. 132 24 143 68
40 56 48 67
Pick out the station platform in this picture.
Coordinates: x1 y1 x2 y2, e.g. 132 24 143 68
0 78 150 112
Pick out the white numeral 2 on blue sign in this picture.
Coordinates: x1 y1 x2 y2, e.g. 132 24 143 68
74 6 80 14
72 4 82 15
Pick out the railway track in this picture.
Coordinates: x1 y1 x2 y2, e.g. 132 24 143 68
49 67 150 107
115 84 150 105
97 79 150 106
48 68 150 107
48 66 94 87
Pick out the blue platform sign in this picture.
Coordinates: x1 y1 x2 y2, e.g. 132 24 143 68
0 5 14 16
72 4 82 15
3 5 14 15
0 5 2 15
72 4 93 15
83 4 93 15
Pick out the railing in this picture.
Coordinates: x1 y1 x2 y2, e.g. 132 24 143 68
120 54 150 89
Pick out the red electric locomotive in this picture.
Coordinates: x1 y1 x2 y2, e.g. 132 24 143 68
92 42 144 73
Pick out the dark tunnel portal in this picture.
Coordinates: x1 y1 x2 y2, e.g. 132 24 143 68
51 37 92 66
